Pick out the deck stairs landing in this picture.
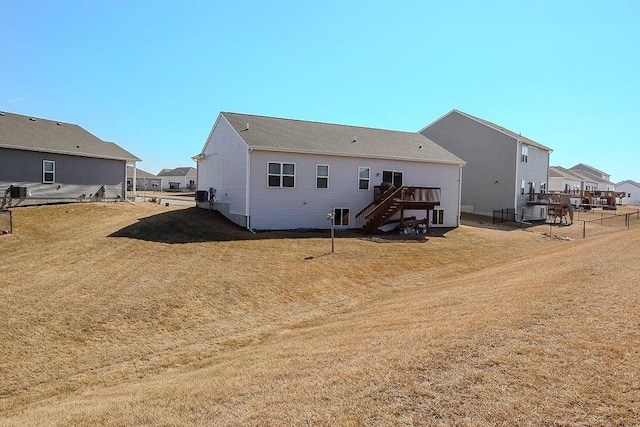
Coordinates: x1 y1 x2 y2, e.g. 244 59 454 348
355 186 441 233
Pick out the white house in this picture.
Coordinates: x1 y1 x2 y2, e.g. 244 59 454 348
549 166 598 193
157 167 197 191
420 110 552 220
193 112 465 231
616 180 640 205
569 163 615 191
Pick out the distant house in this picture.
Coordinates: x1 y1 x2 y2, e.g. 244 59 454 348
157 167 197 191
569 163 615 191
1 111 139 207
193 112 465 231
421 109 552 220
549 166 598 193
616 180 640 205
126 166 161 192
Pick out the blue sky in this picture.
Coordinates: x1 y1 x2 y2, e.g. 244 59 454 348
2 1 638 182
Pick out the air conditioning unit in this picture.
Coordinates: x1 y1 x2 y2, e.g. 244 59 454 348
10 186 28 198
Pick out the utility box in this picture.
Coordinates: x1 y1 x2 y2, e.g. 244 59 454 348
10 186 27 198
195 190 209 202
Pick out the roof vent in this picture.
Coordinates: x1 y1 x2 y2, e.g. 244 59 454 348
57 122 62 126
246 123 249 130
352 136 357 143
419 145 424 149
76 145 80 148
0 112 5 116
29 117 36 121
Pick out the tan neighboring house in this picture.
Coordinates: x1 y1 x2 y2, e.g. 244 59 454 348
127 166 161 192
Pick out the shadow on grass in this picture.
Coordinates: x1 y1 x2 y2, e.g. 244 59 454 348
108 207 358 244
109 207 455 244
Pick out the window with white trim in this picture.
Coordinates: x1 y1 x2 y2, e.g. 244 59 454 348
521 146 528 163
267 162 295 188
521 179 525 196
43 160 55 183
316 164 329 189
358 167 370 190
432 209 444 225
333 207 350 226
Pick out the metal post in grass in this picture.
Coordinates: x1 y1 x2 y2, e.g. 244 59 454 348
583 221 586 238
327 209 335 253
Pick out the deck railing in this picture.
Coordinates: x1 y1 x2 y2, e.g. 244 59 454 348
355 186 441 230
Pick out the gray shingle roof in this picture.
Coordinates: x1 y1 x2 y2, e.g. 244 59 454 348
451 110 553 152
0 111 140 161
157 167 196 177
126 166 158 179
549 166 587 180
220 112 465 165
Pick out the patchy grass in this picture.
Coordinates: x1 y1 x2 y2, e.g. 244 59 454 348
0 202 638 426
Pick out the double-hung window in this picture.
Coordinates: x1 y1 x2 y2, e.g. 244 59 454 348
316 165 329 189
43 160 55 183
267 162 295 188
521 146 528 163
358 167 370 190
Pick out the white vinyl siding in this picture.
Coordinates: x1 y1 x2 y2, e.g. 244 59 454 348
197 115 249 220
245 151 461 230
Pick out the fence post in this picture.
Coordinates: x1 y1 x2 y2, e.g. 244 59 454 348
583 221 586 238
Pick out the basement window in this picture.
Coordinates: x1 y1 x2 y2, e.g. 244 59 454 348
333 207 350 226
43 160 55 183
268 162 295 188
432 209 444 225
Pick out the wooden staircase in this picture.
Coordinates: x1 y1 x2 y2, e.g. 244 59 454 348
355 186 441 233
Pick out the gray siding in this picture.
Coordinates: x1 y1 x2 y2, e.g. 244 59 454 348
1 148 126 206
421 111 517 216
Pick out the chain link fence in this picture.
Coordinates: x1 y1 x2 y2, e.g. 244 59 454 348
0 209 12 234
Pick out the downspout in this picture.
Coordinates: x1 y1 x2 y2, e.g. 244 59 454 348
245 147 254 233
457 165 463 227
514 140 520 215
132 161 137 198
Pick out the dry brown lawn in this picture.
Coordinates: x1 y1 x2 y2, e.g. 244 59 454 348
0 202 638 426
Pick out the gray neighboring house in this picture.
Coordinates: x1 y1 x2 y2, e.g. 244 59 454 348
1 111 140 207
420 109 553 220
126 166 161 192
616 180 640 205
157 167 197 191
